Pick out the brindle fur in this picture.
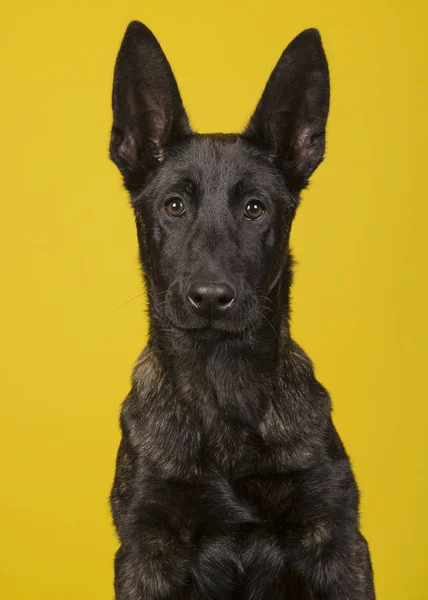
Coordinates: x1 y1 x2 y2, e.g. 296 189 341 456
109 21 375 599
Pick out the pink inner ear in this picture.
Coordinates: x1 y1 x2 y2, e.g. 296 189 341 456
138 92 169 161
295 125 312 152
116 129 138 168
144 104 168 161
293 124 322 171
124 79 169 162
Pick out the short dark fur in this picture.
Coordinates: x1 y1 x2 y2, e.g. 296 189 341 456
109 21 375 599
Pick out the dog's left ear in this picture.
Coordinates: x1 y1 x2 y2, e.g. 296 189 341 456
110 21 192 191
243 29 330 193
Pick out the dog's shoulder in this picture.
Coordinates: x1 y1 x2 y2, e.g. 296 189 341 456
131 343 164 396
119 344 167 439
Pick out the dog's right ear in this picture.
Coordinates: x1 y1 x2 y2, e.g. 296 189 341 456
110 21 192 191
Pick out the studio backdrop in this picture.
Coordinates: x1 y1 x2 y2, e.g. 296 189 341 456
1 1 426 599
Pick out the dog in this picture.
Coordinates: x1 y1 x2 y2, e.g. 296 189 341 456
109 21 375 599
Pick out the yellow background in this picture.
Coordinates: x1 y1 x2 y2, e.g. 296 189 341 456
1 1 427 598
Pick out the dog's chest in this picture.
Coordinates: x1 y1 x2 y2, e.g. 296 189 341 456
196 393 317 477
199 409 279 478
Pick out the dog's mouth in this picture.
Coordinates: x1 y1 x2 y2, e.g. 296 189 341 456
176 323 248 339
162 316 254 341
187 325 248 341
158 290 263 340
184 327 229 341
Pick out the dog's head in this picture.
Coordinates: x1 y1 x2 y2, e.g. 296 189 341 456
110 22 329 338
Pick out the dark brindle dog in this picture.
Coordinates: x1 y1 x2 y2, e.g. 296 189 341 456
109 21 375 600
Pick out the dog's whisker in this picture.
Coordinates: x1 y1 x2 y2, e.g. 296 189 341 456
254 310 281 341
113 291 146 312
154 300 169 310
153 288 169 298
259 294 275 308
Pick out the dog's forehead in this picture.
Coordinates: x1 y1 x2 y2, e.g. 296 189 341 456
163 134 283 197
180 135 248 178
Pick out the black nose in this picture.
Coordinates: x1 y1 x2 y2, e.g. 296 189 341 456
187 280 236 319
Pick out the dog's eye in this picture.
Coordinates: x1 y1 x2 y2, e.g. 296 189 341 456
244 200 265 220
165 197 186 217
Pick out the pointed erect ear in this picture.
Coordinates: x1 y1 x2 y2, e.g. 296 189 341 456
243 29 330 194
110 21 192 190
